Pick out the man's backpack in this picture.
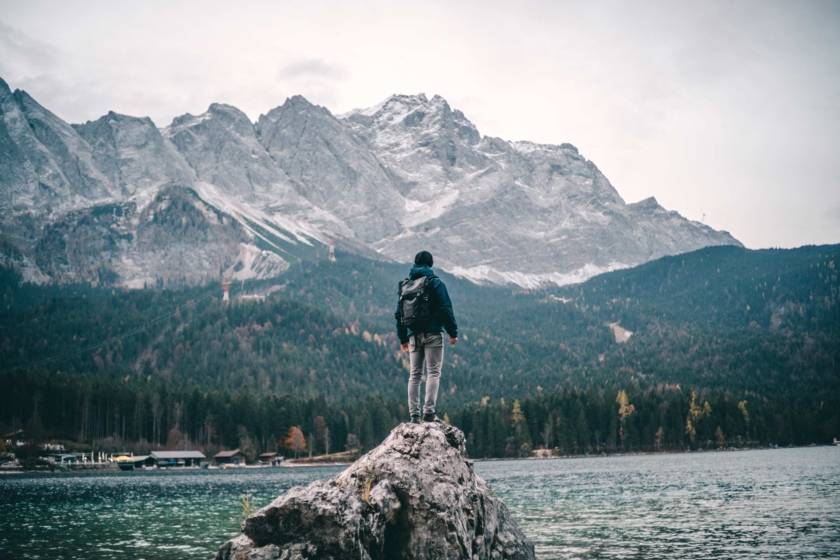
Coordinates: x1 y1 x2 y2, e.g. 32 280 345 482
398 276 433 328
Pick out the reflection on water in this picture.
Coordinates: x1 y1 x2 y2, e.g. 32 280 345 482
1 447 838 559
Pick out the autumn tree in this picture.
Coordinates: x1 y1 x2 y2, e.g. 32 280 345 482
654 426 665 451
166 426 185 449
283 425 307 458
714 426 726 449
738 400 750 443
511 400 532 457
685 389 712 446
616 390 636 449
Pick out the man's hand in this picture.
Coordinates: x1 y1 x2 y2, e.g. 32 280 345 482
400 342 410 353
449 337 458 346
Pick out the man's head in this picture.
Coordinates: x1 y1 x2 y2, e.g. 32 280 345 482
414 250 434 267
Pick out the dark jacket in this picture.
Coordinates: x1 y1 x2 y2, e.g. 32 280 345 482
395 265 458 344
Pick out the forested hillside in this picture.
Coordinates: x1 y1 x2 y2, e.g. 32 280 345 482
2 244 838 458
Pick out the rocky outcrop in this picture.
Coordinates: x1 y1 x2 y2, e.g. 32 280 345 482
216 422 535 560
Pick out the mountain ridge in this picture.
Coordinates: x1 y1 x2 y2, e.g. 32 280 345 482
0 78 740 287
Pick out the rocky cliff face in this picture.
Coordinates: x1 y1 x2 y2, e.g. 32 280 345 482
0 76 740 288
0 78 115 216
74 111 194 199
342 95 739 286
256 96 404 241
217 422 535 560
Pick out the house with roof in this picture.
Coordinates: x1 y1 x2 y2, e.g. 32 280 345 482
214 449 245 465
150 450 205 467
49 453 81 466
115 455 156 470
257 452 284 466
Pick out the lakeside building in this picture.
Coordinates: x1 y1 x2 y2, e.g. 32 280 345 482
3 429 29 448
150 450 206 467
115 455 155 470
214 449 245 466
257 452 284 466
51 453 80 466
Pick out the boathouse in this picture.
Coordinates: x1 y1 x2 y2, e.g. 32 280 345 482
150 450 205 467
214 449 244 465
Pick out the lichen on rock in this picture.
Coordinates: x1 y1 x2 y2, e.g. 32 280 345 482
215 422 535 560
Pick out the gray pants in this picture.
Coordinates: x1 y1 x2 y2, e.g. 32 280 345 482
408 332 444 418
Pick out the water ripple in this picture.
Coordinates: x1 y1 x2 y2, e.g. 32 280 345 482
0 447 838 559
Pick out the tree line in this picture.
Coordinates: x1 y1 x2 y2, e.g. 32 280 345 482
3 371 837 461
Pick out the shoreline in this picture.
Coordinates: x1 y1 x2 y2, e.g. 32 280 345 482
280 461 352 468
263 442 839 469
471 442 837 463
1 444 834 474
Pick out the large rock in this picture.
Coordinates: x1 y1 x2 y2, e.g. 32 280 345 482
216 422 535 560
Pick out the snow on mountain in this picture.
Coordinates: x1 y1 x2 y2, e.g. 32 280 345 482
339 93 738 282
0 77 741 288
344 94 487 200
448 261 632 290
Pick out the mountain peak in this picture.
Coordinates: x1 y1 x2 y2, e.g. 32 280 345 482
167 103 249 131
390 92 430 103
257 95 333 126
630 196 663 211
11 88 39 107
342 93 439 119
208 102 247 117
512 140 580 155
381 92 451 114
283 94 316 108
79 110 155 127
345 92 478 138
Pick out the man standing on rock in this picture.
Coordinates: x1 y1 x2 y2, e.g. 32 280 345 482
396 250 459 423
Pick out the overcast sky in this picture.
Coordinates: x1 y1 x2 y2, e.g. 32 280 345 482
1 0 838 248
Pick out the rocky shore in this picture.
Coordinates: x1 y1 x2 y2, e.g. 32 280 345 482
216 422 535 560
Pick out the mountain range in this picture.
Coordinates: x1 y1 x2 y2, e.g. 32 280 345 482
0 77 739 288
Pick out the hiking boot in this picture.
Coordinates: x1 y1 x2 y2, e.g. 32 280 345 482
422 412 440 423
410 416 421 424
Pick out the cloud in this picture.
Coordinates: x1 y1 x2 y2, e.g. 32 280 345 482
277 58 348 81
273 58 349 109
0 1 837 247
0 21 59 78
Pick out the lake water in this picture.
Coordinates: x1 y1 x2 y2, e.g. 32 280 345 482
1 446 838 559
